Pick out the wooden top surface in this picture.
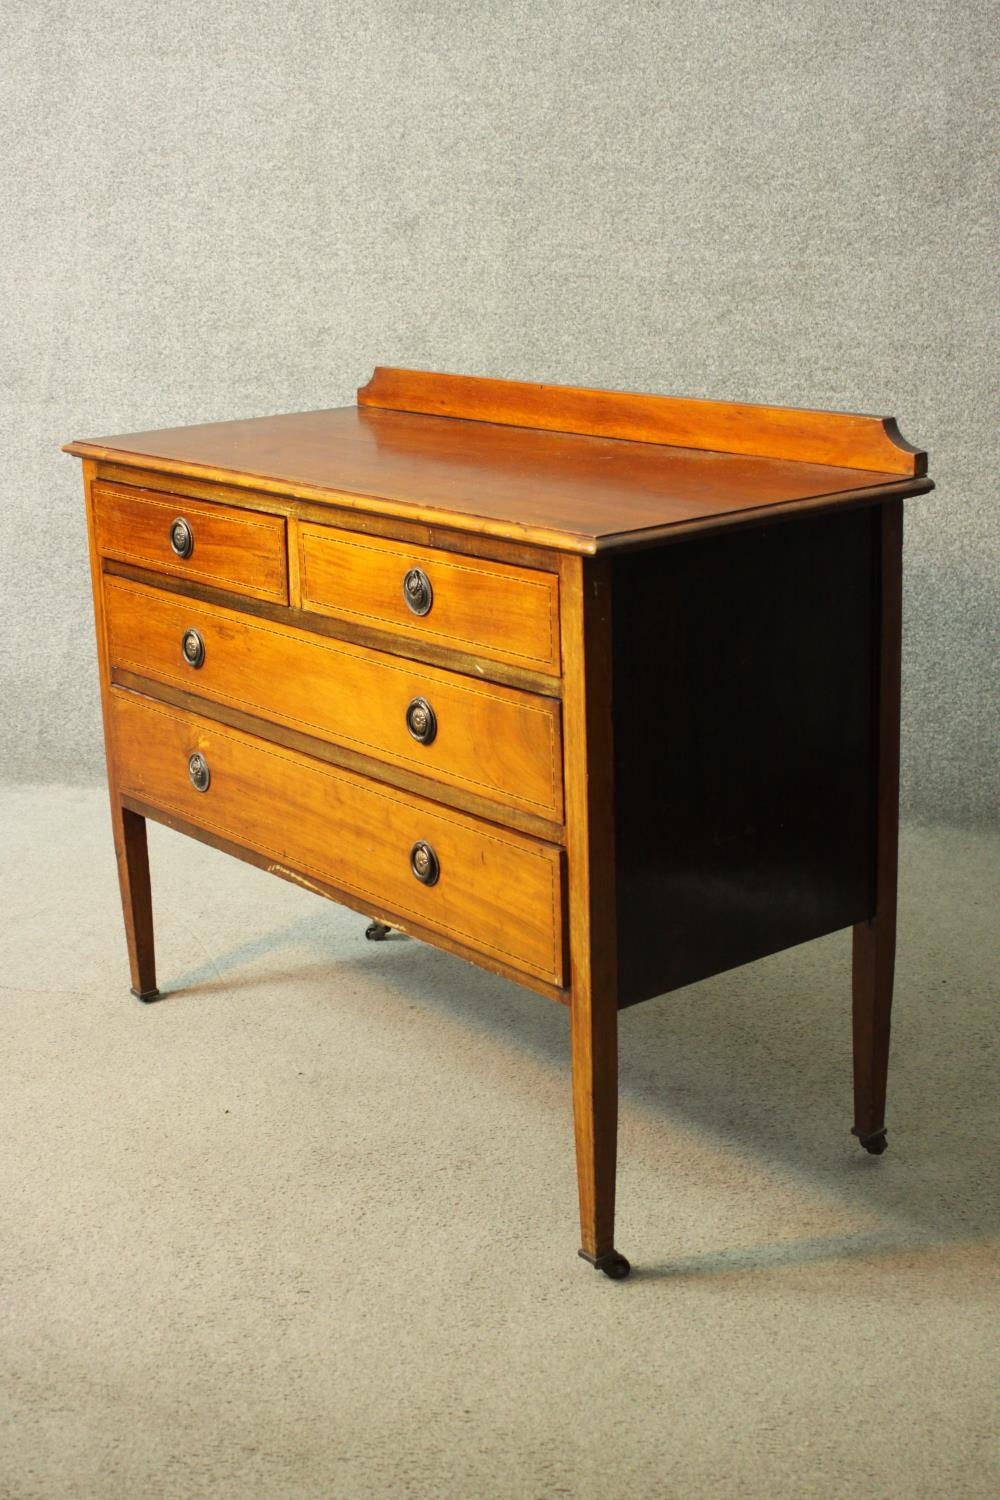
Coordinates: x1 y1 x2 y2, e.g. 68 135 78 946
65 369 931 554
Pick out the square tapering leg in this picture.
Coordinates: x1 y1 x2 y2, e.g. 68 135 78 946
113 804 158 1001
852 500 903 1153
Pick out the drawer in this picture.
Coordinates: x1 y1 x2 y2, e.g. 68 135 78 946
109 690 565 987
103 576 563 823
297 524 560 675
93 482 287 602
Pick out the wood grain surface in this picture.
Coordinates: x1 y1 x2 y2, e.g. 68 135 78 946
297 522 561 674
360 366 927 475
66 366 932 1275
559 553 621 1263
81 462 159 998
109 688 566 987
93 480 288 602
66 394 932 556
103 574 563 823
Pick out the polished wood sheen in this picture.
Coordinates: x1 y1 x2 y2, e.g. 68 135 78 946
103 574 563 823
93 480 288 602
559 554 620 1267
297 522 561 674
109 689 565 988
105 558 561 697
66 398 932 557
81 460 160 1001
360 366 927 475
120 793 567 1005
67 367 932 1278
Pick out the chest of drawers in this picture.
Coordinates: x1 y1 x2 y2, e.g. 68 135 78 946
66 368 932 1278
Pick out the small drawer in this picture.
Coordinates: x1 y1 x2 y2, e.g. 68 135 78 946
93 482 287 602
109 690 565 987
297 524 560 675
103 576 563 823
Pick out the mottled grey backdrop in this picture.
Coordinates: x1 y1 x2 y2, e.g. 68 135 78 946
2 1 997 822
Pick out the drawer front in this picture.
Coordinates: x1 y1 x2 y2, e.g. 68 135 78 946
297 524 560 675
109 690 565 987
104 576 563 822
93 482 287 602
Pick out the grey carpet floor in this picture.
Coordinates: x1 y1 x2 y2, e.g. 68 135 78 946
1 785 997 1499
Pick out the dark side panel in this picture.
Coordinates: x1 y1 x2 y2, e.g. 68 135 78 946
613 508 878 1006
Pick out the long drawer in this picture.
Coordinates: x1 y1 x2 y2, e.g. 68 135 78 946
93 481 288 602
103 576 563 823
109 690 566 987
297 523 560 675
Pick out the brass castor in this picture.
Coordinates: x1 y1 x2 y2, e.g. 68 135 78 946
853 1126 888 1155
364 921 392 942
579 1248 631 1280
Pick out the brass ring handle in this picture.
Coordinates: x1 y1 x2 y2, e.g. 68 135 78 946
402 566 433 616
409 840 439 886
405 696 437 745
181 628 205 669
170 517 194 558
187 752 211 792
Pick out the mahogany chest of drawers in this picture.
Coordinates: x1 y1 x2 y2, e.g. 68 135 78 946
66 368 932 1278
